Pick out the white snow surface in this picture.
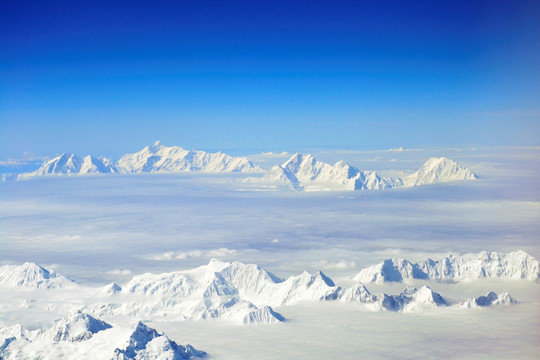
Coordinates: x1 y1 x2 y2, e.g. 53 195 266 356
0 315 206 360
0 262 77 289
354 250 540 283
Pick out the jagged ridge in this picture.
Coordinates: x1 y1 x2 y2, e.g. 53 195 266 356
257 153 474 192
354 250 540 283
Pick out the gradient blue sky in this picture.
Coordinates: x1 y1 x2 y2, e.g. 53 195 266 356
1 0 539 159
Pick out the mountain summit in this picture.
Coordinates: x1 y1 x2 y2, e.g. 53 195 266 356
263 153 399 191
116 142 260 173
404 157 477 186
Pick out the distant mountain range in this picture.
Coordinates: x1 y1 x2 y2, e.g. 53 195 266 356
7 142 478 191
353 250 540 283
255 153 476 191
29 141 261 175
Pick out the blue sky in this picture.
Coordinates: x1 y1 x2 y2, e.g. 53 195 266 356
1 0 539 159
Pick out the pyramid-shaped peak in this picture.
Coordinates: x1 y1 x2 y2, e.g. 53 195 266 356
52 311 112 342
315 270 336 287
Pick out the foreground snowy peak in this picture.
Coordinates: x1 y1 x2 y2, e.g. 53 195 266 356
354 250 540 283
0 262 76 289
33 153 116 175
114 321 206 360
50 311 112 342
0 318 206 360
405 157 477 186
116 141 261 173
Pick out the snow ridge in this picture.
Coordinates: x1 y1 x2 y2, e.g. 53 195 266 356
262 153 399 191
116 141 260 173
354 250 540 283
0 262 77 289
50 311 112 342
113 321 206 360
26 141 261 176
458 291 518 308
33 153 116 175
257 154 474 191
0 316 206 360
88 259 462 323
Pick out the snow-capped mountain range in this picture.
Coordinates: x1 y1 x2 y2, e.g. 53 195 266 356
116 141 260 173
255 153 476 191
0 313 206 360
8 142 477 192
27 141 261 176
1 253 530 325
353 250 540 283
0 253 528 358
32 153 117 175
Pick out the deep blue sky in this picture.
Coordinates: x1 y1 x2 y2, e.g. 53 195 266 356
1 0 539 159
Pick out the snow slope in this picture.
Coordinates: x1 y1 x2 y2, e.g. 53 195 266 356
0 262 77 289
354 250 540 283
0 316 206 360
116 141 261 173
32 153 116 175
404 157 477 186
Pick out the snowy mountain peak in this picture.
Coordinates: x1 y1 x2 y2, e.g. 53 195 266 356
100 282 122 295
113 321 207 360
116 142 261 173
0 262 77 289
51 311 112 342
405 157 477 186
264 152 398 191
33 153 82 174
458 291 518 308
